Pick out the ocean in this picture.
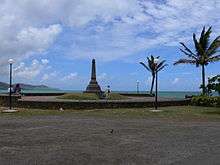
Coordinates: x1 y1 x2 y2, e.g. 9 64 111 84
116 91 202 98
0 89 205 99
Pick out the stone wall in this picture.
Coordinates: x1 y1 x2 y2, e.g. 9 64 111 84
0 95 21 107
21 93 65 96
0 95 191 110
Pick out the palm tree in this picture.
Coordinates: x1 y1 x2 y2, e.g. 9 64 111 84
140 55 167 94
174 26 220 95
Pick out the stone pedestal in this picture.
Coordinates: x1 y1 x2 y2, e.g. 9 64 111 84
85 59 102 94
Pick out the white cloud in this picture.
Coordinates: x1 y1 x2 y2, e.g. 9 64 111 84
62 73 78 81
66 0 220 61
41 72 57 81
14 59 50 79
42 74 49 81
0 0 62 74
97 73 107 81
17 25 61 53
172 78 180 85
41 59 49 65
0 0 219 74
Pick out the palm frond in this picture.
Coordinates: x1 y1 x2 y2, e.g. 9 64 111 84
157 60 166 69
199 26 212 51
179 48 198 60
193 33 205 56
146 58 155 71
157 64 168 72
208 55 220 62
140 62 150 71
174 59 197 65
180 42 196 56
206 36 220 57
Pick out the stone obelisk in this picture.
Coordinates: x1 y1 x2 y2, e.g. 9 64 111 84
85 59 102 93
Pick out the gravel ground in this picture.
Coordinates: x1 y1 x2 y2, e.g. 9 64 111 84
0 115 220 165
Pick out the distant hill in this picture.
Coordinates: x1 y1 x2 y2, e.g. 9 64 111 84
0 82 9 90
0 82 51 90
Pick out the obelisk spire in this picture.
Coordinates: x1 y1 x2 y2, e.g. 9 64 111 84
91 59 96 81
85 59 102 93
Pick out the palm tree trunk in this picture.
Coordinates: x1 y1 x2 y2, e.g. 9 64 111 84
150 74 155 95
202 64 206 95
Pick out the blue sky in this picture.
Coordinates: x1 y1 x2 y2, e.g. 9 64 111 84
0 0 219 91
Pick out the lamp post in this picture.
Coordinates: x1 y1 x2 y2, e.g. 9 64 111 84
136 80 140 94
154 58 159 110
8 59 14 110
2 59 17 113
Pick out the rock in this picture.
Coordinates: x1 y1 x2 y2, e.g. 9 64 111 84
59 107 64 112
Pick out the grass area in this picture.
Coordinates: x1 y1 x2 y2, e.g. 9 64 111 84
57 93 127 100
57 93 99 100
0 106 220 120
106 93 127 100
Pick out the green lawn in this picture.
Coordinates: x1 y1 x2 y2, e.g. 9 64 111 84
57 93 127 100
57 93 100 100
1 106 220 120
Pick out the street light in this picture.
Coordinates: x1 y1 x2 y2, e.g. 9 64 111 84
2 59 17 113
136 80 140 94
154 58 159 110
8 59 14 110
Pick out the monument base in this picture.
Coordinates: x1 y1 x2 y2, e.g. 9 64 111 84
85 81 102 93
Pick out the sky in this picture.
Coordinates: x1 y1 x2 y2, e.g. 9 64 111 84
0 0 219 91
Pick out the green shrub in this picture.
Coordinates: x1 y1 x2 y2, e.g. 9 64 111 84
191 95 220 107
57 93 127 100
58 93 99 100
106 93 127 100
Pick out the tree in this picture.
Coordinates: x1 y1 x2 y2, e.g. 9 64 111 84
206 75 220 96
140 55 167 94
174 26 220 95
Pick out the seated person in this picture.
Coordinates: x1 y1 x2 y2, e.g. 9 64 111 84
104 85 111 99
13 84 21 94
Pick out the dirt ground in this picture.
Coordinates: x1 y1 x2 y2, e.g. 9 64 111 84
0 113 220 165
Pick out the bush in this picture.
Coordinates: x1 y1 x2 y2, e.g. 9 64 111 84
57 93 127 100
191 95 220 107
58 93 99 100
106 93 127 100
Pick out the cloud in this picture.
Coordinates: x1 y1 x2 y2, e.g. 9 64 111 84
0 0 62 74
62 73 78 81
65 0 220 61
14 59 50 79
41 59 49 65
172 78 180 85
0 0 219 74
0 23 61 74
17 25 61 53
41 72 57 81
97 73 108 81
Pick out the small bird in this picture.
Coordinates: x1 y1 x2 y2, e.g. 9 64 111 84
110 129 114 134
